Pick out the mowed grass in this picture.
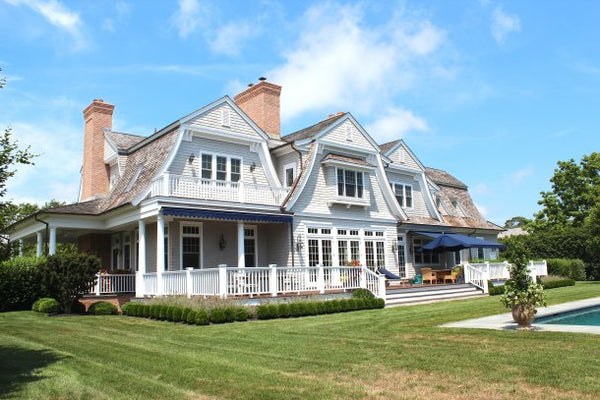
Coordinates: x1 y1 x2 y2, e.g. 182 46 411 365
1 283 600 400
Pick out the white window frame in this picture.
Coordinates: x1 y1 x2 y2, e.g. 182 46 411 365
336 168 364 199
199 152 243 183
283 162 297 188
180 222 204 270
243 225 258 268
392 182 413 208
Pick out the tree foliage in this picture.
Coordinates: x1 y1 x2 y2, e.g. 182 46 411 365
504 216 530 229
39 253 100 313
529 153 600 231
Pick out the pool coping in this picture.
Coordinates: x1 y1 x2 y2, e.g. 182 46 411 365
442 297 600 334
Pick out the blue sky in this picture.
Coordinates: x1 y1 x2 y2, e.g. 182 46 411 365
1 0 599 226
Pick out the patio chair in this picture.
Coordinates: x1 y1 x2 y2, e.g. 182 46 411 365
444 270 457 284
421 268 437 284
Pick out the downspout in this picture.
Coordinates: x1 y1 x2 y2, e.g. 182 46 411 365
34 213 49 256
284 141 309 267
289 221 294 267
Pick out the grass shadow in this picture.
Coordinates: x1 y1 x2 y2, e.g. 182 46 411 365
0 345 64 397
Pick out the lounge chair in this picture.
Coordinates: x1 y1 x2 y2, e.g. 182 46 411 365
377 267 402 280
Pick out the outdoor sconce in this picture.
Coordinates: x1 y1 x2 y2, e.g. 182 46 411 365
295 234 304 251
249 162 256 172
188 154 195 164
219 234 226 250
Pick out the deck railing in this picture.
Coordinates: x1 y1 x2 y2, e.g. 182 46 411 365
463 260 548 293
91 273 136 295
135 265 386 299
148 174 289 206
463 263 489 293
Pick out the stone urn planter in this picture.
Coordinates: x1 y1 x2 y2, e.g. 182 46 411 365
511 303 536 329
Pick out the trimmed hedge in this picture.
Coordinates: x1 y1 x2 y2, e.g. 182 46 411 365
546 259 586 281
0 256 47 312
488 282 504 296
33 298 59 314
89 301 118 315
256 298 385 320
351 288 375 299
542 278 576 289
120 297 385 325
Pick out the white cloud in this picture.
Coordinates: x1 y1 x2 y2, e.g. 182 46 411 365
2 120 82 204
471 183 490 196
474 202 487 217
4 0 87 50
102 1 131 33
509 166 533 185
267 2 446 121
491 6 521 44
170 0 211 38
209 21 258 56
365 107 428 142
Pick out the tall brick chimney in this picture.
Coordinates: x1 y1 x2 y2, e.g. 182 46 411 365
80 99 114 201
234 78 282 140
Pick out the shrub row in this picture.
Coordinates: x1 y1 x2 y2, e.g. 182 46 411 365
0 256 47 312
256 298 385 320
487 283 504 296
541 278 576 290
546 259 586 281
32 298 59 314
351 288 375 299
121 302 251 325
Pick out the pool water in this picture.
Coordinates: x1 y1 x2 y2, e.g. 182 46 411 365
536 306 600 326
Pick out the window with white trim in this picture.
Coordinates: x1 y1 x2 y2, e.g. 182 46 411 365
392 183 413 208
200 153 242 183
413 238 440 265
337 168 363 198
364 230 385 270
283 162 296 188
181 224 202 269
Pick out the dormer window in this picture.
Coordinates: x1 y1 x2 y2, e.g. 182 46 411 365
221 108 231 127
337 168 363 198
283 162 296 188
201 153 242 182
392 183 412 208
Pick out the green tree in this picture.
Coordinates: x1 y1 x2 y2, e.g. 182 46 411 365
39 253 100 313
529 153 600 231
504 216 530 229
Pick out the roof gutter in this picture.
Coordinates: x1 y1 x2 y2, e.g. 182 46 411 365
34 214 49 256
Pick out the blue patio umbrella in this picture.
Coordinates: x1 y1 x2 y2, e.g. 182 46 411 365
420 233 507 252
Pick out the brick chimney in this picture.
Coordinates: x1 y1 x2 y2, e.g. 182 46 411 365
234 78 282 140
80 99 114 201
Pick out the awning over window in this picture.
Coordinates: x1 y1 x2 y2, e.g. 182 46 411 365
161 207 293 224
413 231 506 251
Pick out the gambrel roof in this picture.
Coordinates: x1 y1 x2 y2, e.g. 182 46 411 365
281 113 346 142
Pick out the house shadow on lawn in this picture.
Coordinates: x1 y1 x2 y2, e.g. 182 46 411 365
0 345 64 397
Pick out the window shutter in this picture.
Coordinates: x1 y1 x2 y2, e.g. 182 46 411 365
221 108 231 127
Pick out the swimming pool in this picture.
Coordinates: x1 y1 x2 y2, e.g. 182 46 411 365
536 305 600 326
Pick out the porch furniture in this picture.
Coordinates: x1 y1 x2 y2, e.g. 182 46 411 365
421 268 437 284
435 269 452 284
444 270 457 283
377 267 402 280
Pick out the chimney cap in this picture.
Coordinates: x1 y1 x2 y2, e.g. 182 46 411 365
94 98 104 102
247 83 254 87
258 77 267 81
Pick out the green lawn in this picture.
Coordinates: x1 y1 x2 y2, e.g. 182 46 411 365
1 283 600 400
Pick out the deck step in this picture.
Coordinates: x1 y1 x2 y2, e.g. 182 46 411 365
384 283 484 307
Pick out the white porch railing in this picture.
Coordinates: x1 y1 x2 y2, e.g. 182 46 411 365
463 260 548 294
91 273 136 295
464 263 489 293
148 174 289 206
136 265 386 300
528 260 548 277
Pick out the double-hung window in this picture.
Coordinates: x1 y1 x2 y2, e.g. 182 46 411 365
392 183 413 208
337 168 363 198
200 153 242 183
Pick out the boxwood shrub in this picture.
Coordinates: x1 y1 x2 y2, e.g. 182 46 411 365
255 297 384 320
186 310 198 324
352 288 375 299
235 307 250 321
171 307 183 322
89 301 118 315
181 307 192 322
546 259 586 281
542 278 576 289
488 282 505 296
33 298 59 314
195 309 209 325
1 256 47 312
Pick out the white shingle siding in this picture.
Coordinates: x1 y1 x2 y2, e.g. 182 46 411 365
387 146 421 170
257 224 290 266
273 151 299 187
187 103 260 138
168 136 269 187
386 170 430 218
291 152 396 221
322 121 377 152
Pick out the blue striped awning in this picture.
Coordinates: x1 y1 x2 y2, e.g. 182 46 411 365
161 207 293 223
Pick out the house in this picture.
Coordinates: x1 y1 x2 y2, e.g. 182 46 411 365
6 79 504 299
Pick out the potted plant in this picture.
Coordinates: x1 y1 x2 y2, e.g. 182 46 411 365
452 265 463 283
500 257 546 330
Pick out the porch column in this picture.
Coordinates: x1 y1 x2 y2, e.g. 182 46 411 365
18 239 23 256
136 220 146 297
36 232 43 257
49 227 57 255
156 214 165 295
237 221 245 269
